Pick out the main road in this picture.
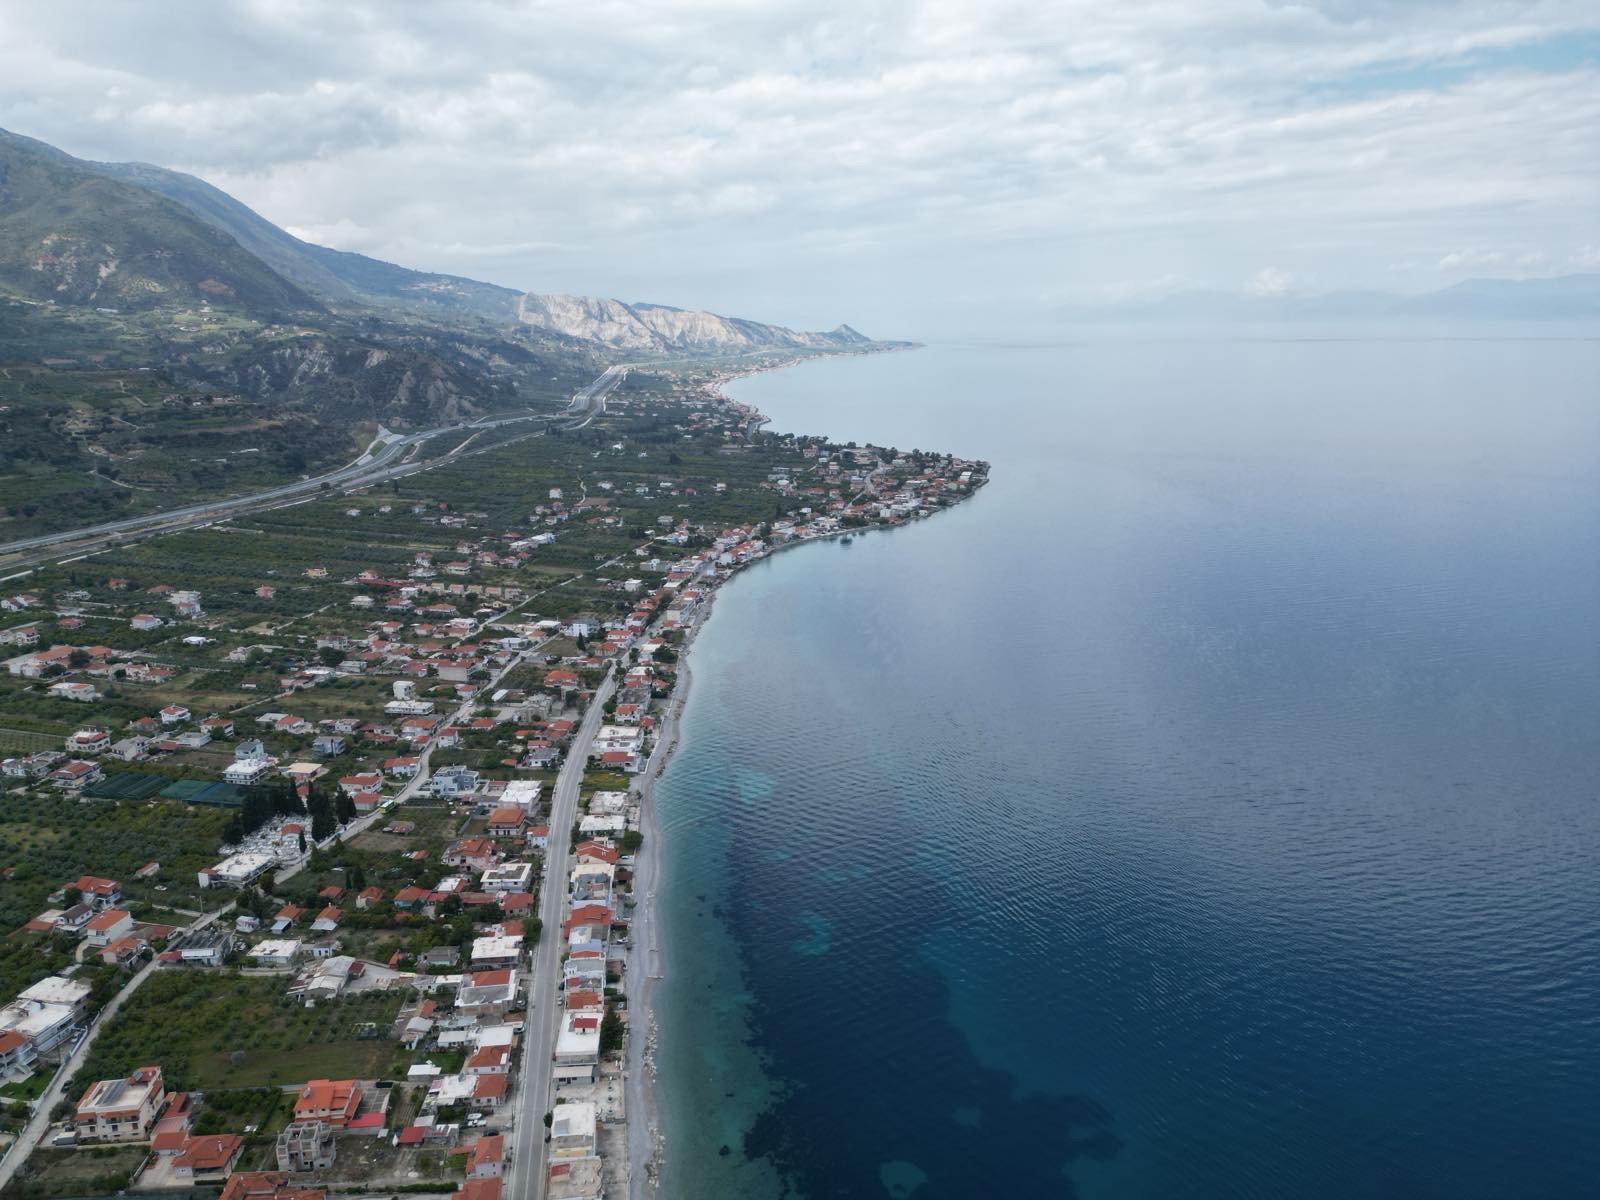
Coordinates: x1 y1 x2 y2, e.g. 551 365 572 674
0 364 624 573
508 668 615 1200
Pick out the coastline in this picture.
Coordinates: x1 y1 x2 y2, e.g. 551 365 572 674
618 350 987 1197
624 581 717 1197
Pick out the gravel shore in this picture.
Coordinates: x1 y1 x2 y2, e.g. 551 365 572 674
624 589 715 1198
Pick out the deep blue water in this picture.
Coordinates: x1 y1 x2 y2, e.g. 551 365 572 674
652 335 1600 1199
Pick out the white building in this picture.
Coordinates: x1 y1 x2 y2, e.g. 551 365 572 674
198 851 276 889
499 780 543 811
548 1102 597 1159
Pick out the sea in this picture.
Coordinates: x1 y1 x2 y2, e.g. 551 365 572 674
649 331 1600 1199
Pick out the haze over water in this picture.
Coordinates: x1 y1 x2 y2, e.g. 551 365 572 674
651 333 1600 1199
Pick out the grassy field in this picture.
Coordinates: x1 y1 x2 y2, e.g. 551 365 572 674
0 727 60 754
0 795 228 932
70 971 412 1093
3 1145 148 1200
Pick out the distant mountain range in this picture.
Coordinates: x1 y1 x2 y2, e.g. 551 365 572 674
1078 274 1600 323
0 125 883 355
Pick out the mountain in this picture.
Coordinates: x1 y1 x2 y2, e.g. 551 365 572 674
6 127 887 355
514 293 879 354
1395 274 1600 320
0 127 315 312
90 157 522 321
0 126 881 355
1075 275 1600 323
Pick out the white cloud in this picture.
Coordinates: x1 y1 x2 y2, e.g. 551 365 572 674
0 0 1596 332
1246 267 1298 296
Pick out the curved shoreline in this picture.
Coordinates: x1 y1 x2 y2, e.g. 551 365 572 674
621 352 986 1197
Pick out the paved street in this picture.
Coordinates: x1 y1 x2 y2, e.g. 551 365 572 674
507 668 615 1200
0 905 231 1189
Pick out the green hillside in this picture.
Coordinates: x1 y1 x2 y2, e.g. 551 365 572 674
98 155 522 320
0 128 316 313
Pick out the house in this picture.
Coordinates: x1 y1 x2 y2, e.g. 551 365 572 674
526 824 550 851
276 1120 336 1172
464 1045 510 1076
235 738 269 760
355 886 385 910
84 909 134 946
485 807 525 839
174 928 236 967
107 737 150 762
73 1065 165 1141
469 1072 508 1109
73 875 123 907
578 814 625 839
201 716 235 738
352 790 382 813
131 613 164 631
469 933 522 968
292 1079 362 1127
455 969 517 1017
429 764 479 797
99 935 146 969
66 729 110 755
313 735 347 757
452 1179 502 1200
338 772 381 795
0 1030 36 1079
249 940 302 968
198 851 275 888
548 1102 597 1159
159 704 191 726
311 906 343 933
443 837 500 872
220 1171 329 1200
224 758 275 786
47 680 98 702
465 1133 503 1179
54 904 94 933
0 994 78 1057
49 764 101 793
280 762 324 785
384 755 422 778
393 885 431 909
173 1133 244 1180
479 863 533 894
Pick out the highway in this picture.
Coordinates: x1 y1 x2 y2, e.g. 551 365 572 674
508 668 615 1200
566 364 629 413
0 364 622 574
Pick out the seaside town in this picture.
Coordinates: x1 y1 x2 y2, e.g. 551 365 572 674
0 365 987 1200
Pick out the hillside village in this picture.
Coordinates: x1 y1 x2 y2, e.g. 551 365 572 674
0 366 986 1200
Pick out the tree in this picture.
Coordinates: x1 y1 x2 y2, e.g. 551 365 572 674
336 792 357 824
599 1006 623 1055
317 646 345 667
68 649 91 669
297 831 307 855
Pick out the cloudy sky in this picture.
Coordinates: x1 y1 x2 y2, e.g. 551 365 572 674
2 0 1597 335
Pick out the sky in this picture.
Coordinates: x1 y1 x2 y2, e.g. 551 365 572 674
1 0 1598 336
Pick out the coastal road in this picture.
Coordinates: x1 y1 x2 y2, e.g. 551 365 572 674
0 905 231 1189
509 668 615 1200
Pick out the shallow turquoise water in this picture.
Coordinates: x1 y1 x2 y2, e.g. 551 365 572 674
653 335 1600 1198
